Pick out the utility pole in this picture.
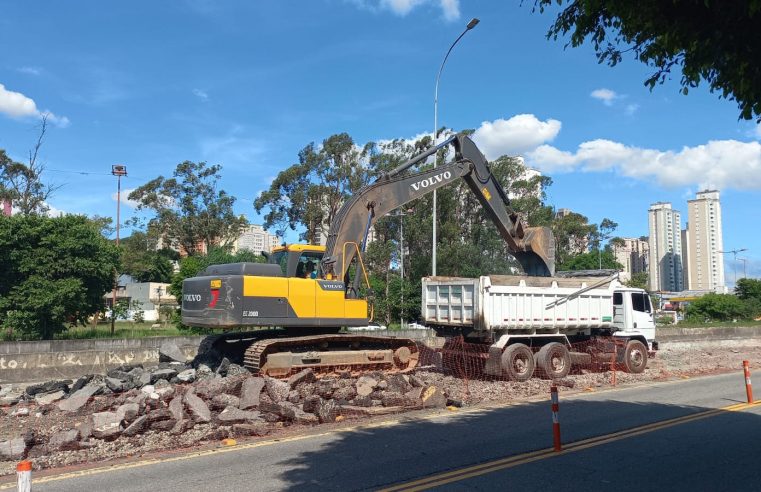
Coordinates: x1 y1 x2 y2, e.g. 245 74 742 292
738 258 748 280
155 285 163 328
111 164 127 335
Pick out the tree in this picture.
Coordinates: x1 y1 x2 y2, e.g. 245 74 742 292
120 231 176 283
0 116 59 215
685 293 749 322
0 215 120 339
558 249 623 271
551 211 597 268
625 272 649 290
128 161 247 255
255 133 373 243
735 278 761 301
535 0 761 121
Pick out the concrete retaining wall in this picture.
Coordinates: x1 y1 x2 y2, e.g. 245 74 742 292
2 326 759 384
656 325 761 342
0 336 203 384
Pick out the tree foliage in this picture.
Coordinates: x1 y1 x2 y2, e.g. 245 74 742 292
685 293 751 322
735 278 761 302
558 249 622 271
255 133 374 243
128 161 247 255
0 215 120 339
625 271 649 291
535 0 761 121
0 117 58 215
119 231 177 283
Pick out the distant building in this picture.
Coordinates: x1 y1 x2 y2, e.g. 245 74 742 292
612 237 649 282
233 224 281 254
685 190 725 292
648 202 684 292
104 277 176 322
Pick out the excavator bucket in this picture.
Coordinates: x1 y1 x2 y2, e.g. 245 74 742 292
512 226 556 277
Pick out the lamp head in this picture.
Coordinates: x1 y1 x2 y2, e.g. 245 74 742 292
466 18 480 30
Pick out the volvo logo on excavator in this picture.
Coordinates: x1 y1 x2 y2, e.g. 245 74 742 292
410 171 452 192
183 294 202 302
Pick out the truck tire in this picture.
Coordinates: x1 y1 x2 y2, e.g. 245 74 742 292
623 340 647 374
535 342 571 379
501 344 535 382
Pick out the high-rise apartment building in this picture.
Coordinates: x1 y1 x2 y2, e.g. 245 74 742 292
233 224 281 253
612 237 649 282
648 202 684 292
685 190 725 292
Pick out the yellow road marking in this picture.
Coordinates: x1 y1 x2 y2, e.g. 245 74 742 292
380 400 761 491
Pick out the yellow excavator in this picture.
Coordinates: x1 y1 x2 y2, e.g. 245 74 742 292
181 133 555 377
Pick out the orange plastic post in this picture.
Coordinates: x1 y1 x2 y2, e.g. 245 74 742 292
16 461 32 492
550 385 561 452
743 360 753 404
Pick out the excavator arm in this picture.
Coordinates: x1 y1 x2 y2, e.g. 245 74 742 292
321 133 556 281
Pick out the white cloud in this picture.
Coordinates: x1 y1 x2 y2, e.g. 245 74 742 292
0 83 69 127
590 88 618 106
625 103 640 116
439 0 460 21
17 66 42 76
527 138 761 190
353 0 460 20
111 188 139 208
471 114 562 159
192 88 209 101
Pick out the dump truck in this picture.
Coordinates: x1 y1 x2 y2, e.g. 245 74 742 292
181 133 555 377
422 273 657 381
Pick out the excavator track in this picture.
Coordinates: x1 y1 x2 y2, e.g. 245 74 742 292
243 334 420 378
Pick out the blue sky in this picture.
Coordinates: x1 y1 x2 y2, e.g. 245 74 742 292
1 1 759 284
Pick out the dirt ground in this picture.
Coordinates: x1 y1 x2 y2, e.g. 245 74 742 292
2 339 760 477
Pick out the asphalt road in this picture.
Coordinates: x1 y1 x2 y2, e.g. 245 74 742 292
7 372 761 491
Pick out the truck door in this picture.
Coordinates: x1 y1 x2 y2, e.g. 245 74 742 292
612 292 625 328
630 292 654 330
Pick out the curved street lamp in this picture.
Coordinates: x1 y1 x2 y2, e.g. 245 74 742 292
432 17 479 276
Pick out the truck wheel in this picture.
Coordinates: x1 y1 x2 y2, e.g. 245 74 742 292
501 344 535 382
623 340 648 374
535 342 571 379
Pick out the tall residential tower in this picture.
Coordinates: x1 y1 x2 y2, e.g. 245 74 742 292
685 190 725 292
648 202 684 292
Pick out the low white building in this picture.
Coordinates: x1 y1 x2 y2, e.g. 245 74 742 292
104 278 176 322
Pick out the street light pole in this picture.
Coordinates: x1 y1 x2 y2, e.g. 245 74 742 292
738 258 748 280
718 248 748 287
110 164 127 335
432 17 479 277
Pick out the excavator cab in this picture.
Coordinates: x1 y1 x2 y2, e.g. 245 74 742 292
269 244 325 279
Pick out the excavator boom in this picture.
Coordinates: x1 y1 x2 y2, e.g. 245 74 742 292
322 133 555 279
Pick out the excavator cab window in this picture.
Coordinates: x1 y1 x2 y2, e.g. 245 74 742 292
297 252 323 279
271 251 289 276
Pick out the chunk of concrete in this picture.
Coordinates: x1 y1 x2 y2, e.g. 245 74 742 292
176 369 196 383
169 396 185 422
217 406 262 424
150 368 178 384
116 403 140 423
159 340 187 363
265 377 290 403
356 376 378 397
287 368 316 388
48 429 79 451
35 390 65 406
420 385 447 408
58 384 100 413
239 377 265 410
122 415 148 437
184 391 211 423
92 422 122 440
25 380 71 397
0 438 27 460
211 393 240 411
232 422 269 437
316 399 339 423
259 401 297 420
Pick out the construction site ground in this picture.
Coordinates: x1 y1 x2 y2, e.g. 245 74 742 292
1 338 760 477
